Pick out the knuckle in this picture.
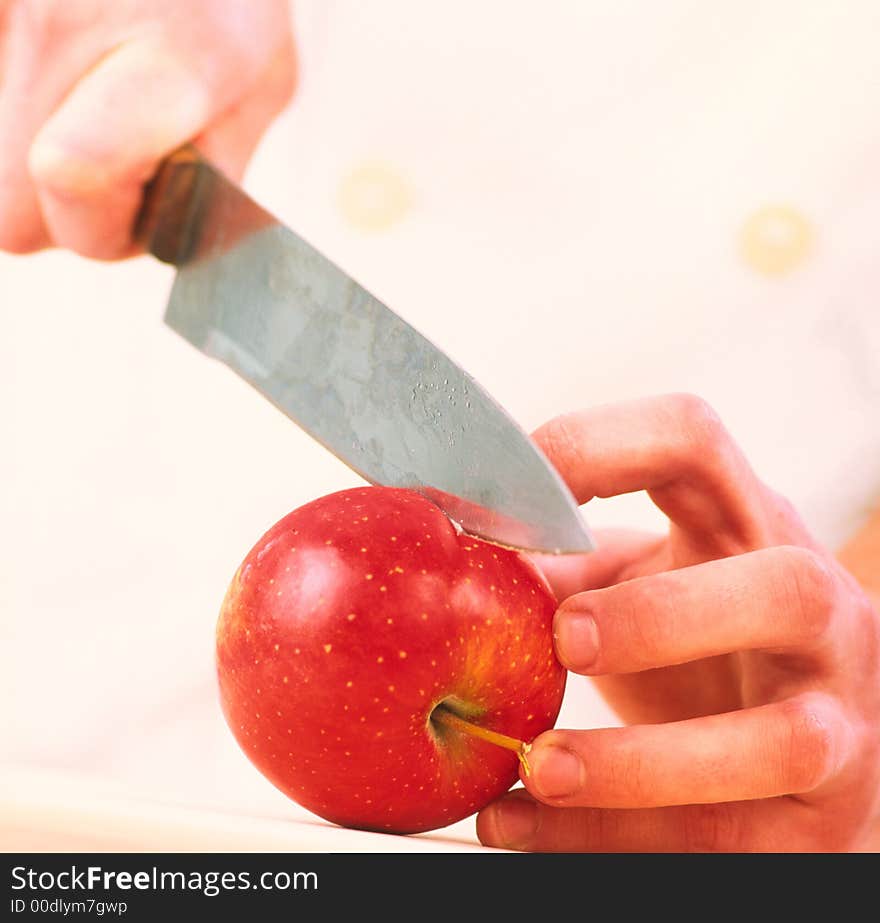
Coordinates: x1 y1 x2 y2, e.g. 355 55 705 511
779 694 838 793
0 197 46 252
776 545 837 642
606 740 652 806
668 393 731 469
671 392 724 440
764 487 808 538
615 578 673 669
684 803 746 853
0 227 44 253
28 139 110 199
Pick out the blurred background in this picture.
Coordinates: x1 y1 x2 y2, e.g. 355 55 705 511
2 0 879 848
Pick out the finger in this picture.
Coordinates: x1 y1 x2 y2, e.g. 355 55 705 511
554 545 839 675
529 527 665 601
27 37 218 259
477 789 799 852
0 166 47 253
0 16 51 253
194 37 296 182
533 394 772 549
518 694 845 809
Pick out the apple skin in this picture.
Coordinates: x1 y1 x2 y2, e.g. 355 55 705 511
216 486 566 834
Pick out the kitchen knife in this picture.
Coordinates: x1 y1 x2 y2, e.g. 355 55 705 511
136 146 593 554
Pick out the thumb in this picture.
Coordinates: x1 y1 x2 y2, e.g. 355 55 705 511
28 37 215 260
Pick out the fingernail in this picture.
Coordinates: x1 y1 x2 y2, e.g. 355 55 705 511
485 796 538 849
555 610 599 672
531 744 583 798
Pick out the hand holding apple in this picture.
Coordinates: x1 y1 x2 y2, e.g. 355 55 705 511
216 486 566 834
476 394 880 852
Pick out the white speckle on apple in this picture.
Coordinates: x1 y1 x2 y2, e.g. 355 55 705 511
377 656 384 663
398 651 407 659
323 644 332 653
346 680 353 688
379 585 387 592
365 574 373 580
346 613 356 621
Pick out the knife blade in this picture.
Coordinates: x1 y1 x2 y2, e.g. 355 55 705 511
136 146 593 554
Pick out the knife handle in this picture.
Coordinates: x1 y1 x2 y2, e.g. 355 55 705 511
134 144 208 265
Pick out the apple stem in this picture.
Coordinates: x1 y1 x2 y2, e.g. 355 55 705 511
431 705 533 776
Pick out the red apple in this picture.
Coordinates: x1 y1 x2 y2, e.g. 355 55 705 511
216 486 566 834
